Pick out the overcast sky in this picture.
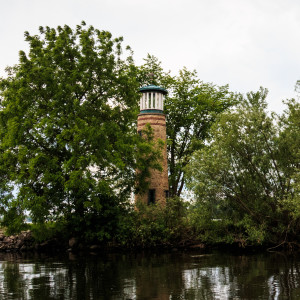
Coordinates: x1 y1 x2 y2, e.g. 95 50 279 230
1 0 300 113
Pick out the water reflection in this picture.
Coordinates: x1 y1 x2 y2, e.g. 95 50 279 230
0 251 299 299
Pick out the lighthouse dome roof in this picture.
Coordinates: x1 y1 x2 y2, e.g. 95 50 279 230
139 84 168 95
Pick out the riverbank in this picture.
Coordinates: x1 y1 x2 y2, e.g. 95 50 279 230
1 230 299 254
0 231 49 252
0 230 206 253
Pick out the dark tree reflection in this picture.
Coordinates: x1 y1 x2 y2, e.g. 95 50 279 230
0 252 299 299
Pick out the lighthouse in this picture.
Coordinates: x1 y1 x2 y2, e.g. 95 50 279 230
136 84 169 206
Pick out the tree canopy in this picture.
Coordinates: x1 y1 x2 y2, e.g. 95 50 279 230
0 23 161 237
138 55 237 196
1 22 298 251
186 88 300 246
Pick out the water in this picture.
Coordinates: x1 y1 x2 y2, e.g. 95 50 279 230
0 251 299 299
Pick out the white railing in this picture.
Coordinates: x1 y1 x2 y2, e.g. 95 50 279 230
140 92 164 111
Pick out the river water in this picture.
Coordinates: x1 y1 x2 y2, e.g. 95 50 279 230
0 250 299 299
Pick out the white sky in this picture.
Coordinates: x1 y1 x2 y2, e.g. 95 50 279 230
1 0 300 113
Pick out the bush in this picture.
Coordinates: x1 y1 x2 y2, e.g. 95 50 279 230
30 220 67 243
116 197 194 248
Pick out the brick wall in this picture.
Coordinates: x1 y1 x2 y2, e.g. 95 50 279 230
135 113 169 206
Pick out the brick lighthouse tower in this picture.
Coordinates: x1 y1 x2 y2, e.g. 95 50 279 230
136 85 169 206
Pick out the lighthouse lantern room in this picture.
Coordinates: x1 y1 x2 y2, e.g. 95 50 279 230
139 85 168 113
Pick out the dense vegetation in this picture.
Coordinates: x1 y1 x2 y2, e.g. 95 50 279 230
0 23 162 241
186 89 300 249
0 23 299 250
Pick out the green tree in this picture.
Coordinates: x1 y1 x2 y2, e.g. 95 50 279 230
186 88 300 246
0 155 16 231
0 23 161 238
277 98 300 222
138 55 236 196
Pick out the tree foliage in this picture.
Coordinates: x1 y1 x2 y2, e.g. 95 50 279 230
186 88 300 246
2 23 298 251
0 23 161 237
116 197 193 248
138 55 236 196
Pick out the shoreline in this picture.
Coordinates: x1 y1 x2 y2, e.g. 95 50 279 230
0 231 299 255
